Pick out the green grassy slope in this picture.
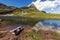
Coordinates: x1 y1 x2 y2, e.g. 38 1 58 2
0 3 17 13
12 6 60 20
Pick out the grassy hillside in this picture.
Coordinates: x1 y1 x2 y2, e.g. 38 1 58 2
12 6 60 20
0 3 17 13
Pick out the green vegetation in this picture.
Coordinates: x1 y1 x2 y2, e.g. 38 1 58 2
22 32 43 40
12 8 60 20
53 31 60 37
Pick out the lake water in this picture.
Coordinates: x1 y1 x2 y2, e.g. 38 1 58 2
35 20 60 28
43 20 60 27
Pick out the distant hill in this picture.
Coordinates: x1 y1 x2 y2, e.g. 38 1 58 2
0 3 17 14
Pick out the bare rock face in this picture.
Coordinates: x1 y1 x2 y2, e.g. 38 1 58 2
28 2 35 8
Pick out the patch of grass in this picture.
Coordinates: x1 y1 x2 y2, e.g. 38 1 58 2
53 31 59 37
22 32 43 40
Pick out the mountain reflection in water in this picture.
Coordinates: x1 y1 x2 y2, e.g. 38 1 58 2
35 20 60 29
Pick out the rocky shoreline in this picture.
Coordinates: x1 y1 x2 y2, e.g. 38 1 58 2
0 25 60 40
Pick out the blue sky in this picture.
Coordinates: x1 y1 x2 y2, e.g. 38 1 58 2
0 0 60 14
0 0 36 7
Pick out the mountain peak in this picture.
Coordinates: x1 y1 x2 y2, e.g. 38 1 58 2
28 2 35 7
28 2 39 11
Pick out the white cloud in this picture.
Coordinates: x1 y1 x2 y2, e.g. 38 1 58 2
31 0 60 11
